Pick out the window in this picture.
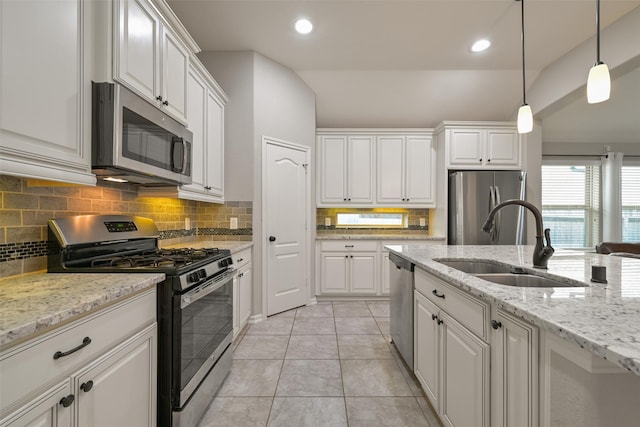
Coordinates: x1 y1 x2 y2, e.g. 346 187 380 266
622 165 640 242
541 164 600 248
336 212 406 228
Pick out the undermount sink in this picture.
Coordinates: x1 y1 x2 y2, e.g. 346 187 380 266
436 259 518 274
473 273 584 288
436 259 586 288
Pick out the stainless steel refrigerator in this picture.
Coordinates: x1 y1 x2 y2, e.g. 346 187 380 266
448 171 527 245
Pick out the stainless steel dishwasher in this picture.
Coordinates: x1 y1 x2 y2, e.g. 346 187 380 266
389 252 415 369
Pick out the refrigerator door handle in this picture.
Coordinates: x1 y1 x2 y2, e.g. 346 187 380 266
488 186 496 244
494 185 501 243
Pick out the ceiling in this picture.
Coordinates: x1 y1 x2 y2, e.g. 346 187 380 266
168 0 640 133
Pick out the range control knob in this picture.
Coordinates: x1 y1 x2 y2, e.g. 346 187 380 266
188 272 200 283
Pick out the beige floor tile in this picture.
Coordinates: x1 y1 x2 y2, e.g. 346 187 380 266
345 397 430 427
333 302 373 318
367 302 390 317
292 317 336 335
295 303 334 318
335 317 380 335
276 360 343 396
216 359 283 397
341 359 413 397
268 397 348 427
246 317 294 335
197 397 273 427
285 335 339 359
337 334 394 359
233 335 290 359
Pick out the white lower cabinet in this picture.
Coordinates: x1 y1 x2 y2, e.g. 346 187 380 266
490 308 538 427
413 267 490 427
0 290 157 427
232 248 253 337
317 241 378 295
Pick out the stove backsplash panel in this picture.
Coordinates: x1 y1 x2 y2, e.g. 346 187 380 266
0 176 252 278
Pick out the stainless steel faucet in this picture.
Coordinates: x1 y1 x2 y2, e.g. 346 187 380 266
482 199 554 269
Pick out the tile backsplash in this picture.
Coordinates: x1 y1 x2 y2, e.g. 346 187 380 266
316 207 429 233
0 175 251 277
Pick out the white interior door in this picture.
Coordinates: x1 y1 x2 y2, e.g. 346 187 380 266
265 139 309 316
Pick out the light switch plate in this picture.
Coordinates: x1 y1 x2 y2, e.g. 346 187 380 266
185 218 191 230
325 217 331 226
420 218 426 227
230 217 238 229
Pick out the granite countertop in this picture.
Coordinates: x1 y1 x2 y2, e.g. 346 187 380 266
0 272 164 349
163 240 253 253
316 234 446 241
386 244 640 376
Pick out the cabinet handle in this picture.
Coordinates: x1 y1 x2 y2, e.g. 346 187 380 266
269 236 276 242
204 186 212 190
59 394 75 408
156 96 163 101
80 381 94 393
432 289 445 299
491 320 503 330
431 314 438 321
437 319 444 325
345 245 354 248
237 258 243 263
163 100 169 106
238 273 244 278
53 337 91 360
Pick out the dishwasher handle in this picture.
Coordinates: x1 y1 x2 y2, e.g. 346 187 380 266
389 252 414 272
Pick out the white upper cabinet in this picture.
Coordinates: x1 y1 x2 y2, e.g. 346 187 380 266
439 123 520 169
317 129 435 207
139 59 227 203
377 135 435 207
115 0 189 123
0 0 96 185
317 134 375 206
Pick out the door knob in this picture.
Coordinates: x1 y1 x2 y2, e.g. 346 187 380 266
269 236 276 242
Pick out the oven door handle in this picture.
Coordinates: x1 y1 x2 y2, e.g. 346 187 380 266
181 269 235 309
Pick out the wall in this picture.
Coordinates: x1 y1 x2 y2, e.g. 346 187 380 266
0 175 251 278
199 51 317 318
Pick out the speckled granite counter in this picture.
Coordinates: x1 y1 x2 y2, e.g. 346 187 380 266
163 240 253 253
0 272 164 349
316 234 446 241
386 244 640 376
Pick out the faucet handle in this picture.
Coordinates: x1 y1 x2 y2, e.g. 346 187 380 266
544 228 553 248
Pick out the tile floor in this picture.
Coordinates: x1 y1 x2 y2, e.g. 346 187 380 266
197 301 442 427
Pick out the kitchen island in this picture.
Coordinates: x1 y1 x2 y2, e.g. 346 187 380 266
387 243 640 427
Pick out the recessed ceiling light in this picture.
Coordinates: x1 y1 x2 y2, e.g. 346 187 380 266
295 18 313 35
471 39 491 53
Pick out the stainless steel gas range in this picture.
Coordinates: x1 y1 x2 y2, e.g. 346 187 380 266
48 215 234 427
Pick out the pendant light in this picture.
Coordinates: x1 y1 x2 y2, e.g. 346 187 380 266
517 0 533 134
587 0 610 104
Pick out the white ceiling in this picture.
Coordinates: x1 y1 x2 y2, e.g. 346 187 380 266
168 0 640 132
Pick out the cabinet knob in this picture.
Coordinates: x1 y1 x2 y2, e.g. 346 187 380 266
343 198 347 201
59 394 75 408
80 380 94 393
437 319 444 325
406 198 410 202
491 320 503 330
432 289 445 299
431 314 438 321
348 198 351 201
204 186 212 190
479 158 483 162
163 100 169 106
269 236 276 242
487 159 491 162
156 96 163 101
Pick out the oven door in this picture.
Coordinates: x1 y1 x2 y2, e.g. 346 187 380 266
175 268 234 407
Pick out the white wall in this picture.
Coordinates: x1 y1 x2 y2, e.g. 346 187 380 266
199 51 316 318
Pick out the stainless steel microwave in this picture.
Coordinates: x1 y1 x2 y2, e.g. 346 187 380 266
91 82 192 185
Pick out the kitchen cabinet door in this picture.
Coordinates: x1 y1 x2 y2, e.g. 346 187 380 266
318 136 348 204
238 265 252 329
320 254 349 294
491 309 538 427
486 130 519 167
440 312 490 427
75 325 156 427
376 136 405 204
0 0 95 185
448 129 483 166
115 0 160 102
184 66 207 194
0 381 72 427
347 136 375 204
349 253 378 294
161 25 189 123
404 136 435 205
205 89 225 198
414 291 440 411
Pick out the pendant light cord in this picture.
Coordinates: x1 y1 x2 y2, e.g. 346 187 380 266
520 0 526 105
596 0 601 64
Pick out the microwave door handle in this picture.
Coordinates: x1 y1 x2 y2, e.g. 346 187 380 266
181 139 188 174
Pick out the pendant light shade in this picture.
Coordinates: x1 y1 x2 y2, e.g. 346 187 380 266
517 104 533 134
517 0 532 134
587 0 610 104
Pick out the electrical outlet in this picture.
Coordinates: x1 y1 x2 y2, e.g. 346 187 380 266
325 217 331 226
185 218 191 230
230 217 238 230
420 218 426 227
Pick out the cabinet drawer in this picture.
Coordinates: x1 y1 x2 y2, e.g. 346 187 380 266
0 289 156 414
232 248 252 269
415 268 489 340
320 241 378 252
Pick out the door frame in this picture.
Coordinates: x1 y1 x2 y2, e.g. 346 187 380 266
261 136 313 317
